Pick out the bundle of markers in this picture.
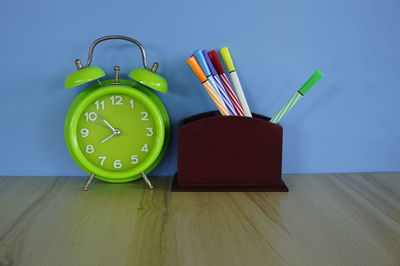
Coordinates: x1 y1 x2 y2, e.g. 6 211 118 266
187 47 324 124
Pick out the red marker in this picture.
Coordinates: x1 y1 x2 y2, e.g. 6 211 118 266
187 56 230 116
208 50 245 116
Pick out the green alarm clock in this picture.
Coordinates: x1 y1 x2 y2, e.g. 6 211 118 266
64 35 170 191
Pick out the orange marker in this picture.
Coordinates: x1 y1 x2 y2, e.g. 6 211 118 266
187 56 230 116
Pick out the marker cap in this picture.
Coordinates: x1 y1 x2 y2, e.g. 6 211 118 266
202 50 218 76
220 47 235 72
298 70 324 95
193 50 211 76
187 56 207 83
208 50 225 75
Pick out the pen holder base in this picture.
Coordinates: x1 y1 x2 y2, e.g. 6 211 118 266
172 111 288 192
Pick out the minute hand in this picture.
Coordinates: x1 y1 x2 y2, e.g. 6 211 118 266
97 113 116 132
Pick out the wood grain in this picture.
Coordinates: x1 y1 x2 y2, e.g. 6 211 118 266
0 173 399 266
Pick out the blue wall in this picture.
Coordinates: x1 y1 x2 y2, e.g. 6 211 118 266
1 0 399 176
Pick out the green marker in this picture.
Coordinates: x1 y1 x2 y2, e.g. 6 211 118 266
270 70 324 124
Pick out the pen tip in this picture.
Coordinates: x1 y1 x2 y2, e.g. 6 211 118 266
314 70 324 78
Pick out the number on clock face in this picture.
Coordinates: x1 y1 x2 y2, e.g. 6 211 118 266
76 94 157 172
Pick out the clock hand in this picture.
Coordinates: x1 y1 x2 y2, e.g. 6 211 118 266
97 113 116 132
95 121 124 136
100 132 116 144
95 121 112 131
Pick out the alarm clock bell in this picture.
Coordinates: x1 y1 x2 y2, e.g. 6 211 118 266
65 66 105 89
64 35 168 93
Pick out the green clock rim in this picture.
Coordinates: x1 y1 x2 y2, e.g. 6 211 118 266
64 79 170 183
132 82 171 175
66 85 165 180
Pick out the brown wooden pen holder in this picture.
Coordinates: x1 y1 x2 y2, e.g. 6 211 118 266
172 111 288 192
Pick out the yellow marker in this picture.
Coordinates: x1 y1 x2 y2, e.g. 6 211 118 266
220 47 252 117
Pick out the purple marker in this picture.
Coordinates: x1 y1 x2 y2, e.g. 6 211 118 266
193 50 236 115
201 50 237 115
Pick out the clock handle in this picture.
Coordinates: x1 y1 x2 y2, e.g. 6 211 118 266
75 35 159 73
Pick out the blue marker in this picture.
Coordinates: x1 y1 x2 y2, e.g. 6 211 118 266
193 50 235 115
202 50 238 116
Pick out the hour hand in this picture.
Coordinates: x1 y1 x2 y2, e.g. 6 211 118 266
100 132 116 144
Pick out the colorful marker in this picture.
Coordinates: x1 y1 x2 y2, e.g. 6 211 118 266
193 50 236 116
187 56 230 116
201 50 239 116
270 71 324 124
220 47 252 117
208 50 245 116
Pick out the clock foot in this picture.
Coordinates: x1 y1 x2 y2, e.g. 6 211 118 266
141 172 153 189
83 173 96 191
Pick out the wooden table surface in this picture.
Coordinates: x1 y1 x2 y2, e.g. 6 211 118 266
0 173 399 266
